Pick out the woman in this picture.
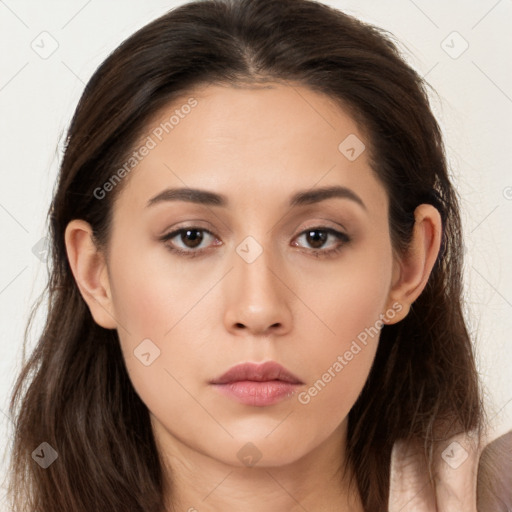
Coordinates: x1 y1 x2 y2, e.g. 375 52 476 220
6 0 507 510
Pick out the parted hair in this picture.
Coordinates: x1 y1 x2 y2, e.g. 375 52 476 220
7 1 487 510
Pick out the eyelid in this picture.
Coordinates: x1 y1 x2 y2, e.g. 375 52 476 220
160 226 220 248
296 218 349 233
292 225 350 250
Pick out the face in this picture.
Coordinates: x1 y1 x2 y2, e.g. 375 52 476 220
97 83 401 468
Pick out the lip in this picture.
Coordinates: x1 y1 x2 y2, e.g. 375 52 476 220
210 361 304 407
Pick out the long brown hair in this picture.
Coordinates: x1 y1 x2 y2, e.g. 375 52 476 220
7 0 485 510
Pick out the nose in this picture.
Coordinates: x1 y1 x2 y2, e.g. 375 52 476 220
222 243 293 337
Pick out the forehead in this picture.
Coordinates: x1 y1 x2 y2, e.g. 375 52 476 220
115 82 385 215
159 81 362 148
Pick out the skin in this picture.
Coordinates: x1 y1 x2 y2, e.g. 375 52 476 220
388 430 482 511
65 82 441 511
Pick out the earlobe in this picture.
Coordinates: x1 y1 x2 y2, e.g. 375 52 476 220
383 204 442 325
64 219 117 329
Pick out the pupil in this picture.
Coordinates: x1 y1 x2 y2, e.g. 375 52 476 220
308 230 326 249
183 229 203 248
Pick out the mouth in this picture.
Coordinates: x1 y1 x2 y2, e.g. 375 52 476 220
210 361 304 407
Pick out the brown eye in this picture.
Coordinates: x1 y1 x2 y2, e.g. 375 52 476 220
304 230 328 249
160 227 220 257
178 229 204 248
292 227 351 258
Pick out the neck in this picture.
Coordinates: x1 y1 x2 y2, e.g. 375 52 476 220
153 418 364 512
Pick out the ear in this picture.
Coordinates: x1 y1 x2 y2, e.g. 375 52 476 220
64 219 117 329
383 204 442 324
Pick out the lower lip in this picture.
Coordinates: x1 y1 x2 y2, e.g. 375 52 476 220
211 380 301 406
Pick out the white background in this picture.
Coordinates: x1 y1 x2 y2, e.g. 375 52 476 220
1 0 511 507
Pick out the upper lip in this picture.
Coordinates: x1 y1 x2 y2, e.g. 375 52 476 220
210 361 303 385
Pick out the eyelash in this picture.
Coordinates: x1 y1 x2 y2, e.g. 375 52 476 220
159 226 351 259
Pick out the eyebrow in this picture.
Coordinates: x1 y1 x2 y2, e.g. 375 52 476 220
146 185 366 210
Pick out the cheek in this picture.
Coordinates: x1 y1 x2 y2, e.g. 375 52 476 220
108 250 215 414
293 241 393 422
108 245 204 341
300 241 392 354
